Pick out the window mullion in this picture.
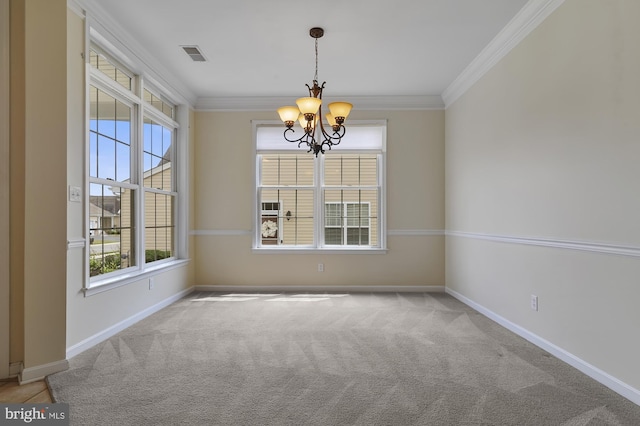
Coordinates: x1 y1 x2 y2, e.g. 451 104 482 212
317 155 324 248
135 100 145 271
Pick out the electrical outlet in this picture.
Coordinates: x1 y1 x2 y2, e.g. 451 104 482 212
149 278 154 290
318 263 324 272
530 295 538 311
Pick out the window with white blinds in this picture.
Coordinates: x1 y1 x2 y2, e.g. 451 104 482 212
255 122 386 250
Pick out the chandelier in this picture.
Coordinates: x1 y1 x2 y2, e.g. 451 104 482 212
277 27 353 156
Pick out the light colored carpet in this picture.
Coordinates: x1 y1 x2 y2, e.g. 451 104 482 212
48 292 640 425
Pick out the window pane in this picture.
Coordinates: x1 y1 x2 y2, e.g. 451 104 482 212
151 122 164 156
346 203 360 227
116 141 130 182
324 190 344 205
358 156 378 186
347 228 369 245
89 183 135 276
259 189 314 245
162 103 174 119
325 228 343 245
89 132 98 178
325 203 342 227
369 217 378 246
96 91 116 139
144 88 175 120
115 101 130 144
89 87 98 132
91 86 132 182
144 192 174 263
89 49 132 91
143 118 173 190
260 154 313 186
97 135 115 180
324 154 378 186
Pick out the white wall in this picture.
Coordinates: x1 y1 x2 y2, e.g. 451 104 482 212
446 0 640 397
65 9 194 353
193 109 445 288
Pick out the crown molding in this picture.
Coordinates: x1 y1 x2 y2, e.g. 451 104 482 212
73 0 197 107
67 0 85 18
195 95 444 112
442 0 566 108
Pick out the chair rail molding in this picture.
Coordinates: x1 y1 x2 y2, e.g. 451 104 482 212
447 230 640 258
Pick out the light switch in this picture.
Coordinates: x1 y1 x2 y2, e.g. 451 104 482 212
69 186 82 202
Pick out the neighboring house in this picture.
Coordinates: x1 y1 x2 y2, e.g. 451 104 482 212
118 155 174 256
88 195 120 235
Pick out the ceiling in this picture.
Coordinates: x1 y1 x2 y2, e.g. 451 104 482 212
83 0 530 106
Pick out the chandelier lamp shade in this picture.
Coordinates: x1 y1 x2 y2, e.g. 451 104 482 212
277 27 353 156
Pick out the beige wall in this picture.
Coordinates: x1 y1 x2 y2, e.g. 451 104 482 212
193 109 445 287
12 0 68 372
9 0 25 366
446 0 640 391
1 0 10 378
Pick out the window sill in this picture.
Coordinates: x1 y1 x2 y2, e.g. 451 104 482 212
252 247 387 255
84 258 190 297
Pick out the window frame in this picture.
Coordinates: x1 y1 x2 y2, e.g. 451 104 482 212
85 38 186 294
252 120 387 254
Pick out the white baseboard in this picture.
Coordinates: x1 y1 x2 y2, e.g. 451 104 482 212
66 287 194 359
195 285 445 293
19 359 69 384
445 288 640 406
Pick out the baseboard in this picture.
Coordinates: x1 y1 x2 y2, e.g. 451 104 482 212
66 287 195 359
445 288 640 406
19 359 69 384
195 285 445 293
8 362 22 378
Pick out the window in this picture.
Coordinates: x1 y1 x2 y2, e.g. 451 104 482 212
88 45 179 282
255 123 385 250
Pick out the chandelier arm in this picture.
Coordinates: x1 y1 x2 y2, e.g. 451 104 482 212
283 127 309 144
319 125 346 144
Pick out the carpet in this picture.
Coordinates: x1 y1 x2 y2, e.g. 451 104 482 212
48 292 640 425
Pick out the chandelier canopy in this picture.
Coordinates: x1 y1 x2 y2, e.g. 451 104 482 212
277 27 352 156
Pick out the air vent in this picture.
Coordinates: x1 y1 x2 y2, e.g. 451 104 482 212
181 45 206 62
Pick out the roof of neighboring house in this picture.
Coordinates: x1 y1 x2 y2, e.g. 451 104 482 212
158 146 172 166
89 195 120 215
89 201 117 217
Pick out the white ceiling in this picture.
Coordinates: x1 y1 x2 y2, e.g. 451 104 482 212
83 0 530 106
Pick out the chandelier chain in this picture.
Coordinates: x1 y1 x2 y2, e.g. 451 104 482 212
314 37 319 82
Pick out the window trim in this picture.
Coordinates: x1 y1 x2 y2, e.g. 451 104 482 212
252 120 387 253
